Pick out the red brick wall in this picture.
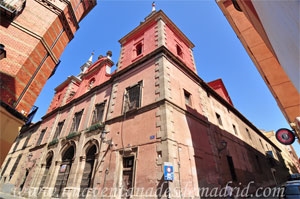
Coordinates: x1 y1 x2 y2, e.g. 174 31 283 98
0 0 96 115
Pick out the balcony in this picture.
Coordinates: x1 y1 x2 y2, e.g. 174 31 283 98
0 0 26 19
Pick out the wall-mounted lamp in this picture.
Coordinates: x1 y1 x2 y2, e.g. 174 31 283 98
0 44 6 60
101 129 110 139
218 140 227 153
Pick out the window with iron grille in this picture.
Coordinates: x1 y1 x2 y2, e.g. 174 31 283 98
36 129 46 146
9 154 22 179
91 103 105 125
70 110 83 133
53 121 64 139
124 82 142 112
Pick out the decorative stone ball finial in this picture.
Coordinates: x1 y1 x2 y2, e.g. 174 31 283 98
106 51 112 59
98 55 103 60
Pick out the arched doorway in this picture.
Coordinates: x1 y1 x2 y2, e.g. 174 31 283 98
53 145 75 197
39 152 53 190
79 145 97 198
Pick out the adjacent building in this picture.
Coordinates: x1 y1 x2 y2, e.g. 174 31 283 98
0 0 97 165
262 130 300 174
216 0 300 141
0 8 291 198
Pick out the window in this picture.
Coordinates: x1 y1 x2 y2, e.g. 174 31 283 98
227 156 237 181
53 121 64 139
10 154 22 180
184 90 192 106
124 82 142 112
36 129 46 146
176 44 183 58
0 157 11 177
246 128 252 140
12 139 20 152
92 103 105 125
216 113 223 126
232 124 238 135
70 110 83 133
136 43 142 56
22 134 31 149
259 139 264 150
88 78 95 90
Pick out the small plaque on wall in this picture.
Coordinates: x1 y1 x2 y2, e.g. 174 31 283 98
60 165 67 173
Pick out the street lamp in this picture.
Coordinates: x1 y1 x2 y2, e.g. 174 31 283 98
218 140 227 153
0 44 6 60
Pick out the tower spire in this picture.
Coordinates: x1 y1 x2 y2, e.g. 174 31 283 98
78 52 94 78
152 1 156 12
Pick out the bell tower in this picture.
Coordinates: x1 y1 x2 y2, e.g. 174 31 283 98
117 4 197 73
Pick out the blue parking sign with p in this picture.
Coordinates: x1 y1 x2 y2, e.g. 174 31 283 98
164 162 174 181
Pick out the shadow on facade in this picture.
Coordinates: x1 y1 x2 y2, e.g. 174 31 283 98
0 72 16 106
185 105 289 192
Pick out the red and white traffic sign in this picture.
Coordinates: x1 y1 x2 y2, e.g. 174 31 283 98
275 128 295 145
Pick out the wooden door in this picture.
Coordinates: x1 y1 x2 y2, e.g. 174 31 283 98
53 163 71 197
79 160 94 198
121 156 134 199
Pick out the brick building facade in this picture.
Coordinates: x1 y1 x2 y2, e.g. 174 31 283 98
216 0 300 141
0 0 96 165
0 8 293 198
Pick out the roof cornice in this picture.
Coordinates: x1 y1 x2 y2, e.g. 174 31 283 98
54 75 81 92
42 46 279 151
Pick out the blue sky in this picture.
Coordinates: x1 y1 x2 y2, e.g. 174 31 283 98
33 1 300 156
